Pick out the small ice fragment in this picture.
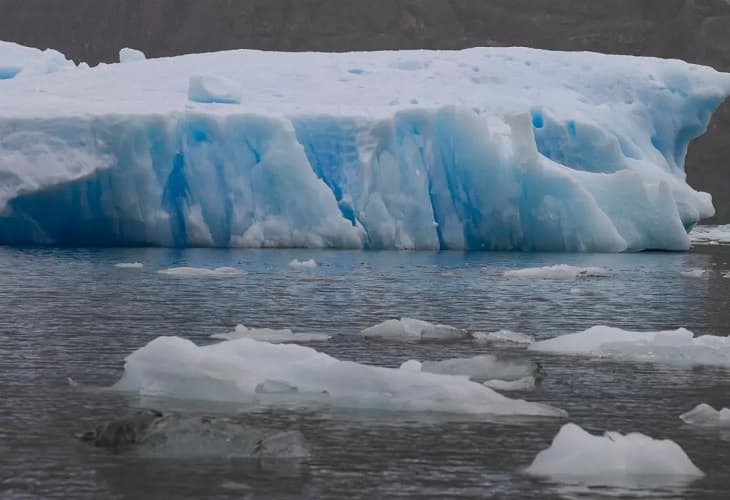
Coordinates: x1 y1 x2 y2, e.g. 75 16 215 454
681 269 707 278
504 265 609 279
679 403 730 427
399 359 423 372
188 75 242 104
525 423 704 482
119 48 146 63
288 258 317 269
211 324 330 343
483 376 535 391
158 267 245 278
115 262 144 269
360 318 469 342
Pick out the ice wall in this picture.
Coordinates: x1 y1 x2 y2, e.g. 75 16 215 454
1 45 728 250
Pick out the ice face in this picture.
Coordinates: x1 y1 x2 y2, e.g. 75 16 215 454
529 325 730 367
210 324 331 343
525 423 704 482
0 46 727 250
360 318 469 342
679 403 730 427
112 336 566 416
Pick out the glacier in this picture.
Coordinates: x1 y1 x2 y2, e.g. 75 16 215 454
1 43 729 250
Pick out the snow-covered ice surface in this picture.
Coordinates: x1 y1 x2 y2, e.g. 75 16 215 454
157 266 245 277
211 324 331 343
529 325 730 367
360 318 469 342
0 41 75 80
112 336 565 417
114 262 144 269
680 404 730 427
525 423 704 483
504 265 609 279
288 258 318 269
689 225 730 246
1 44 728 250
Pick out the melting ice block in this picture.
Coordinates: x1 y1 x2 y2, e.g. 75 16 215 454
361 318 469 342
529 325 730 367
112 336 565 416
119 48 146 64
525 423 704 482
680 403 730 427
0 46 728 250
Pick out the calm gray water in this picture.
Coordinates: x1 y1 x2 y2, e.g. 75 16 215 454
2 246 730 499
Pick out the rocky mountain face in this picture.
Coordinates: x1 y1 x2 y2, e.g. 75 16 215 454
1 0 728 221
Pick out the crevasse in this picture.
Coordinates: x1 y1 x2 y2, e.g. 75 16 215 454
1 45 728 250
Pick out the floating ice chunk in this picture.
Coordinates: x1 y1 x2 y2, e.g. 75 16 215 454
360 318 469 342
119 48 146 64
484 376 535 391
157 266 245 277
473 330 535 345
188 74 242 104
680 268 708 278
79 410 310 458
288 258 317 269
211 324 331 343
525 423 704 482
504 265 609 279
0 41 75 79
421 355 539 383
113 336 566 416
399 359 423 372
689 225 730 246
115 262 144 269
680 403 730 427
529 325 730 367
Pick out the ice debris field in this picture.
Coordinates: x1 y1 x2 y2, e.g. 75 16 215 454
1 42 730 251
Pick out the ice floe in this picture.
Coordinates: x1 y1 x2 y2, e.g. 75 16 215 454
525 423 704 482
504 265 609 279
113 336 566 416
360 318 469 342
157 266 245 277
114 262 144 269
211 324 331 343
288 258 318 269
680 403 730 427
689 225 730 246
529 325 730 367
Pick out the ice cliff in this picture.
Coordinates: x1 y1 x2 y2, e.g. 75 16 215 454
1 43 729 250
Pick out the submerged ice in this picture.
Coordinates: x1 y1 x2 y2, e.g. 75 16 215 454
1 44 729 250
112 336 565 416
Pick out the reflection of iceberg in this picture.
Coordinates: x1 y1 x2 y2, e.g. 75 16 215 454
1 45 728 250
526 423 704 483
529 325 730 367
113 336 565 417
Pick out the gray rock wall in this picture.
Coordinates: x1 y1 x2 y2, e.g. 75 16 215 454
1 0 728 221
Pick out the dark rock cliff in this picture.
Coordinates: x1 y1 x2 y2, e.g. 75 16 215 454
1 0 728 221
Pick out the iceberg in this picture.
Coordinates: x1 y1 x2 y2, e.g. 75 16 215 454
210 324 331 343
360 318 469 342
680 403 730 427
525 423 704 483
112 336 565 416
0 45 728 250
529 325 730 367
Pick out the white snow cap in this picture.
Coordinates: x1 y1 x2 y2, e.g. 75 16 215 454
529 325 730 367
119 48 146 63
113 336 566 416
525 423 704 481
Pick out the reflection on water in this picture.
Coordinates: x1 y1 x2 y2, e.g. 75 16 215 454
1 246 730 498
